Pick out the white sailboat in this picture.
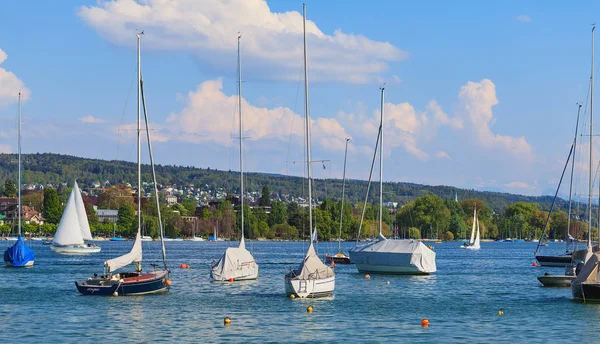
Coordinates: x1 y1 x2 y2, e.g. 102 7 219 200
284 4 335 298
188 220 205 241
462 204 481 250
75 32 170 296
50 181 101 254
210 34 258 282
349 88 436 275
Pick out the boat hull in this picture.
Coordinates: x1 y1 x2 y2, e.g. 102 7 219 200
536 255 572 267
324 254 351 264
284 275 335 298
537 275 575 287
76 270 169 296
572 281 600 302
51 245 101 254
354 263 431 275
5 260 34 267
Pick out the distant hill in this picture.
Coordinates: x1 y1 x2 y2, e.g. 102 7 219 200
0 153 565 212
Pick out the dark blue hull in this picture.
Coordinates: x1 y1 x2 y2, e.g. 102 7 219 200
76 270 169 296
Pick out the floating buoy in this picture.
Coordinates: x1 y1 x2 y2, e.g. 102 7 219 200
421 318 430 327
166 279 172 287
307 305 313 313
228 277 234 282
113 291 118 297
365 274 371 280
331 262 336 267
224 317 231 325
289 294 296 299
180 263 186 269
498 309 504 316
386 281 390 285
532 262 538 267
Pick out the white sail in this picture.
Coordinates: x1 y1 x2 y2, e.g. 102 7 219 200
105 232 142 272
469 205 476 245
73 181 93 241
52 189 85 246
473 218 481 249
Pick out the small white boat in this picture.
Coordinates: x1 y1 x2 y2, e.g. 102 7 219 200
141 235 153 241
462 204 481 250
538 273 575 287
188 236 205 242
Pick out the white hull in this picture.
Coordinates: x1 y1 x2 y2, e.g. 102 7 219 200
5 260 34 267
354 263 431 275
537 275 575 287
285 275 335 298
5 237 18 241
465 245 480 250
141 236 153 241
50 245 101 254
188 237 205 242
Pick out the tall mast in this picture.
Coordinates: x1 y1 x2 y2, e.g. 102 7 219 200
17 91 21 237
303 4 314 242
137 32 142 236
238 34 245 242
379 87 385 237
338 137 351 253
589 26 595 253
566 105 580 249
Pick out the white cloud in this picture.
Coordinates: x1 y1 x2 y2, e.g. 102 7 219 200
515 15 532 23
0 48 30 106
0 144 12 154
458 79 534 160
436 151 451 159
77 0 407 84
504 181 536 189
80 115 105 123
162 79 351 151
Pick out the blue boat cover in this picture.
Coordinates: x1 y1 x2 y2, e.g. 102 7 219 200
4 236 35 267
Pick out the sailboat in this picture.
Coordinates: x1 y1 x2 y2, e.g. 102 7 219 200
284 5 335 298
188 220 205 241
349 88 436 275
325 136 352 264
50 181 101 254
75 32 170 296
210 34 259 282
535 105 581 267
461 204 481 250
110 222 124 241
3 91 35 267
572 26 600 301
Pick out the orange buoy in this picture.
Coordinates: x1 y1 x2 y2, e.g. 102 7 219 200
331 262 336 267
532 262 538 267
307 305 313 313
186 264 191 269
180 263 185 268
166 279 172 287
421 318 430 327
224 317 231 325
365 274 371 280
229 277 234 282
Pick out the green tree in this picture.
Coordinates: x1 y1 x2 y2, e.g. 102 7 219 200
4 179 16 197
268 200 288 227
42 188 62 224
449 213 467 239
408 227 421 239
86 204 99 227
259 185 271 207
272 223 298 240
172 202 188 216
117 204 136 237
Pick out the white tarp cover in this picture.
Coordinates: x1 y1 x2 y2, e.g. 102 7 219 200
52 188 85 246
291 243 334 280
73 181 93 241
105 232 142 272
350 238 437 273
574 251 600 284
211 237 258 281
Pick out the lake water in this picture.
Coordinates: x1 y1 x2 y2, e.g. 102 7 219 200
0 240 597 343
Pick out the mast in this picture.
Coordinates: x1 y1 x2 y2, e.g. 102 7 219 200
379 87 385 237
567 104 581 250
589 26 595 253
137 32 142 238
303 4 314 243
338 137 351 253
17 91 21 237
238 34 245 243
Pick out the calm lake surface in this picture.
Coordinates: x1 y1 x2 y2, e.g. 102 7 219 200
0 240 597 343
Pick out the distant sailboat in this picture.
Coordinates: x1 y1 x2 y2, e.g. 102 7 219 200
76 32 169 296
284 4 335 298
51 181 101 254
3 91 35 267
462 204 481 250
189 220 205 241
349 87 436 275
325 137 352 265
210 34 259 282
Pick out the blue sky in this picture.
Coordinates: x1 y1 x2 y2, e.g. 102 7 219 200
0 0 599 197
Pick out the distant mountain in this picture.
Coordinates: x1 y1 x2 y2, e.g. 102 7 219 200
0 153 566 212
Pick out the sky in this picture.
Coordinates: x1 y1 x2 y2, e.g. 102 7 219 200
0 0 599 197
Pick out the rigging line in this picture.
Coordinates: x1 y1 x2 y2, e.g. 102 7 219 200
285 61 305 175
116 70 137 161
